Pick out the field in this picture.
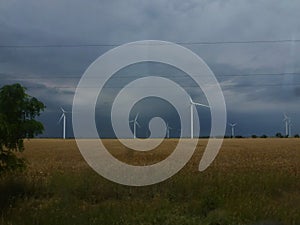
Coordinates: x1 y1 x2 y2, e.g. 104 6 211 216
0 138 299 225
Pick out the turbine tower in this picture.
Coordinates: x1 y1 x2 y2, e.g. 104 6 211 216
58 107 67 139
229 123 237 138
130 113 140 139
283 114 292 137
189 97 210 139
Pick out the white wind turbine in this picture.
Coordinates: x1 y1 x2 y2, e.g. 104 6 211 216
130 113 140 139
229 123 237 138
289 120 292 137
58 107 67 139
166 123 172 139
190 97 210 139
283 114 292 137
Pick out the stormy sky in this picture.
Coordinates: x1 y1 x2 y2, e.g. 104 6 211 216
0 0 300 138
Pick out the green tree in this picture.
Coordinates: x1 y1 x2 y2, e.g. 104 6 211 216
0 83 45 172
275 132 283 138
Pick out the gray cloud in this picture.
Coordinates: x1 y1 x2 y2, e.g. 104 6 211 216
0 0 300 137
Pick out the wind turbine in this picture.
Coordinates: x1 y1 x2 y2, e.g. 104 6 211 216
130 113 140 139
228 123 237 138
190 97 210 139
58 107 67 139
166 123 172 138
283 114 291 137
289 120 292 137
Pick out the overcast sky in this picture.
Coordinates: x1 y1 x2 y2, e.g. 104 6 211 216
1 0 300 138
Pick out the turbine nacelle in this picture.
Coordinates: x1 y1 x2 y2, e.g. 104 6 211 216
189 97 210 108
228 123 237 127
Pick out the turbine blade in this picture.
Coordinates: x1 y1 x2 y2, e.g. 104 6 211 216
135 121 141 128
58 114 64 124
135 113 139 121
193 102 210 108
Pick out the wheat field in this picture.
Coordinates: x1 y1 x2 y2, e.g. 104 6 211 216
0 138 299 225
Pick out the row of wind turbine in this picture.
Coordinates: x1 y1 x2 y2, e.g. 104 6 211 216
57 107 294 139
283 114 292 137
129 97 210 139
228 113 292 138
129 113 173 139
57 97 210 139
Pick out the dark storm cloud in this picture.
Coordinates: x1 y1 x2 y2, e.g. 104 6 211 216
0 0 300 137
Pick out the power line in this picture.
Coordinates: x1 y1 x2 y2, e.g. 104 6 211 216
2 72 300 88
179 39 300 45
0 39 300 48
6 83 300 89
2 72 300 79
217 72 300 77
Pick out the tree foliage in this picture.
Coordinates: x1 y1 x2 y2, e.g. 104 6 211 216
0 83 45 172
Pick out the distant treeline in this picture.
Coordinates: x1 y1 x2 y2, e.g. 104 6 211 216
36 133 300 139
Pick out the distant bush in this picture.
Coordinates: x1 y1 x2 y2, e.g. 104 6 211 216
294 134 300 138
275 132 283 138
251 135 257 138
260 134 268 138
